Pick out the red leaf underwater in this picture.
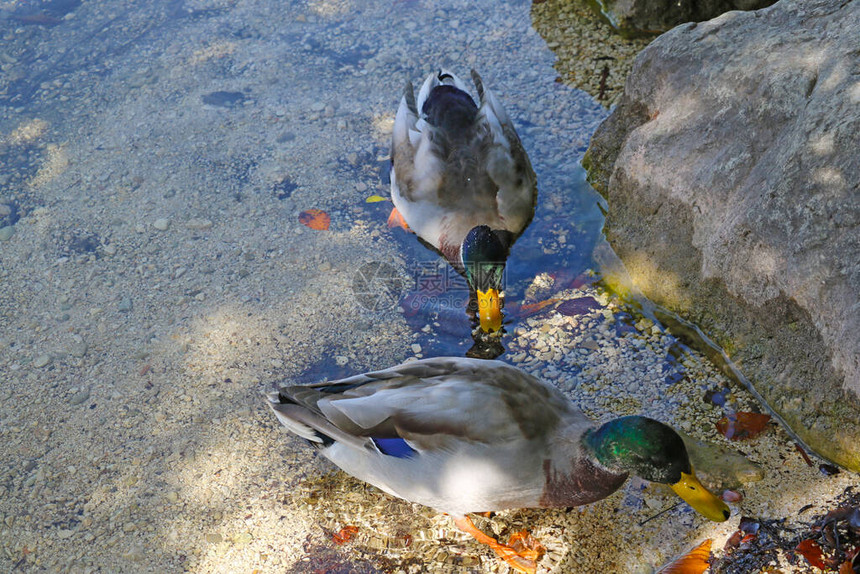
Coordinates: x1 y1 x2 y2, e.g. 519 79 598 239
795 539 826 570
716 412 771 440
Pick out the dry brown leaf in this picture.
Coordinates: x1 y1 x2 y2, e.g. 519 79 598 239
656 539 712 574
555 296 601 316
716 412 771 440
795 539 826 570
721 490 743 503
298 208 330 230
511 298 559 318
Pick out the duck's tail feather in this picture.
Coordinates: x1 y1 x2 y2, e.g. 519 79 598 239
404 80 417 115
392 80 419 159
470 69 486 102
266 391 370 451
471 68 514 134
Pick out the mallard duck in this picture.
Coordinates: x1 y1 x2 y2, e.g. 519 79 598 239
390 69 538 332
267 357 730 573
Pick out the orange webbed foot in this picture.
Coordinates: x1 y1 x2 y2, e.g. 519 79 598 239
387 207 410 230
508 530 545 563
453 516 545 574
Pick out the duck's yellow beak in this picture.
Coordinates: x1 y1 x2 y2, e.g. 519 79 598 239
477 288 502 332
669 469 731 522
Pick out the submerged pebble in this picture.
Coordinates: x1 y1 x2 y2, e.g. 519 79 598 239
69 389 90 405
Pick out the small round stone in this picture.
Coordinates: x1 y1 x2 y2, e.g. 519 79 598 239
70 389 90 405
205 532 223 544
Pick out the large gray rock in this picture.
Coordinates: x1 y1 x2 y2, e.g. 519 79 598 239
589 0 777 36
585 0 860 469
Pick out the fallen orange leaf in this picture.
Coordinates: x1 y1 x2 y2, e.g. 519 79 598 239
299 209 330 230
509 298 559 319
332 525 359 545
839 560 855 574
656 539 712 574
795 539 826 570
716 412 771 440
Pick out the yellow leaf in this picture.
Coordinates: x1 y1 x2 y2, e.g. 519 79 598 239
365 195 388 203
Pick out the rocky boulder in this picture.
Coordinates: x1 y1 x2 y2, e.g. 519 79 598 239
584 0 860 469
589 0 777 36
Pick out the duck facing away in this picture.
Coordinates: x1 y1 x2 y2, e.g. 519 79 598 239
390 69 538 332
267 357 730 573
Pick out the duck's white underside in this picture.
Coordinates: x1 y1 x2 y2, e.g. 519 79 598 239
321 440 547 516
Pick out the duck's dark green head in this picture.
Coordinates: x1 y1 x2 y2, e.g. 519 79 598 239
461 225 510 332
584 416 730 522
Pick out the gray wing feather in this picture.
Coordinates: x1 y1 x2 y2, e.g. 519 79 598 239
273 358 573 454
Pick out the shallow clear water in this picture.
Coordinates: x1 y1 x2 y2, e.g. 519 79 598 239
387 163 608 360
2 2 822 573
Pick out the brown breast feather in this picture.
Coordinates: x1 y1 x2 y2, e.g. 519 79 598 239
540 457 628 508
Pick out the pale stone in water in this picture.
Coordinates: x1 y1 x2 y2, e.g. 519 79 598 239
234 531 253 545
205 532 223 544
70 389 90 405
185 218 213 230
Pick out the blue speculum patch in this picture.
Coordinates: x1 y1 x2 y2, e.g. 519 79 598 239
372 437 418 459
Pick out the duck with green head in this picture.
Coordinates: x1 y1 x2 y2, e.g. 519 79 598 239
390 69 537 332
268 357 731 573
